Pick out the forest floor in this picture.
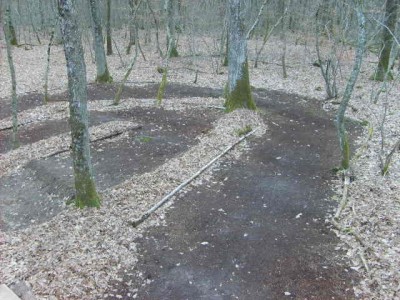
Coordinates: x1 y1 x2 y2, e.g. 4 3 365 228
0 32 399 299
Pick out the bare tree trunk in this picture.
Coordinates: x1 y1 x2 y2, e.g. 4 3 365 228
106 0 113 55
221 10 229 67
126 0 137 54
336 0 366 170
3 3 19 148
246 0 268 40
89 0 113 83
254 15 284 68
147 0 163 56
165 0 179 57
58 0 100 208
114 0 143 105
6 4 18 45
320 0 333 34
26 0 41 44
224 0 256 112
43 30 55 104
280 0 288 79
372 0 398 81
315 4 338 99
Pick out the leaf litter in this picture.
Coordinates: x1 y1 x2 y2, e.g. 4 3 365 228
0 31 399 299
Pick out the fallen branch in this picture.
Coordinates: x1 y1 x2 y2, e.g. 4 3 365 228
205 105 225 110
0 120 35 131
46 125 142 158
130 128 259 227
331 219 367 249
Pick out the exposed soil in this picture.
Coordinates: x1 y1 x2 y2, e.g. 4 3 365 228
0 83 222 120
104 86 358 299
0 85 221 231
1 30 398 299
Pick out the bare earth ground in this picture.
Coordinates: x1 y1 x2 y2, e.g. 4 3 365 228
0 32 399 299
105 89 358 300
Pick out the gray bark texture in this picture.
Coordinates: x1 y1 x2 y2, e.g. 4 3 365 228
106 0 113 55
89 0 113 83
6 5 18 45
336 0 366 170
373 0 398 81
224 0 256 112
3 3 19 148
44 30 55 104
126 0 138 55
58 0 100 208
165 0 179 57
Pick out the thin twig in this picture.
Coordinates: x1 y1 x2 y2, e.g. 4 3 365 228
382 139 400 175
111 37 126 68
358 249 370 273
331 219 367 249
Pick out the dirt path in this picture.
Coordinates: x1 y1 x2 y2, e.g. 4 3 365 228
0 103 220 231
0 84 360 298
0 83 221 120
106 90 358 299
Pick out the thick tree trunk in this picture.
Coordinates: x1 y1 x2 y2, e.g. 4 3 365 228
165 0 179 57
224 0 256 112
106 0 113 55
89 0 113 83
3 4 19 148
373 0 398 81
58 0 100 208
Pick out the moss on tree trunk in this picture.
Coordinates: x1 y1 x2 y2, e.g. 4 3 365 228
59 0 101 208
96 68 113 83
9 25 18 46
169 46 179 58
225 60 256 111
336 1 366 170
224 0 256 112
74 171 101 208
157 69 168 104
89 0 113 83
165 0 179 58
372 0 397 81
